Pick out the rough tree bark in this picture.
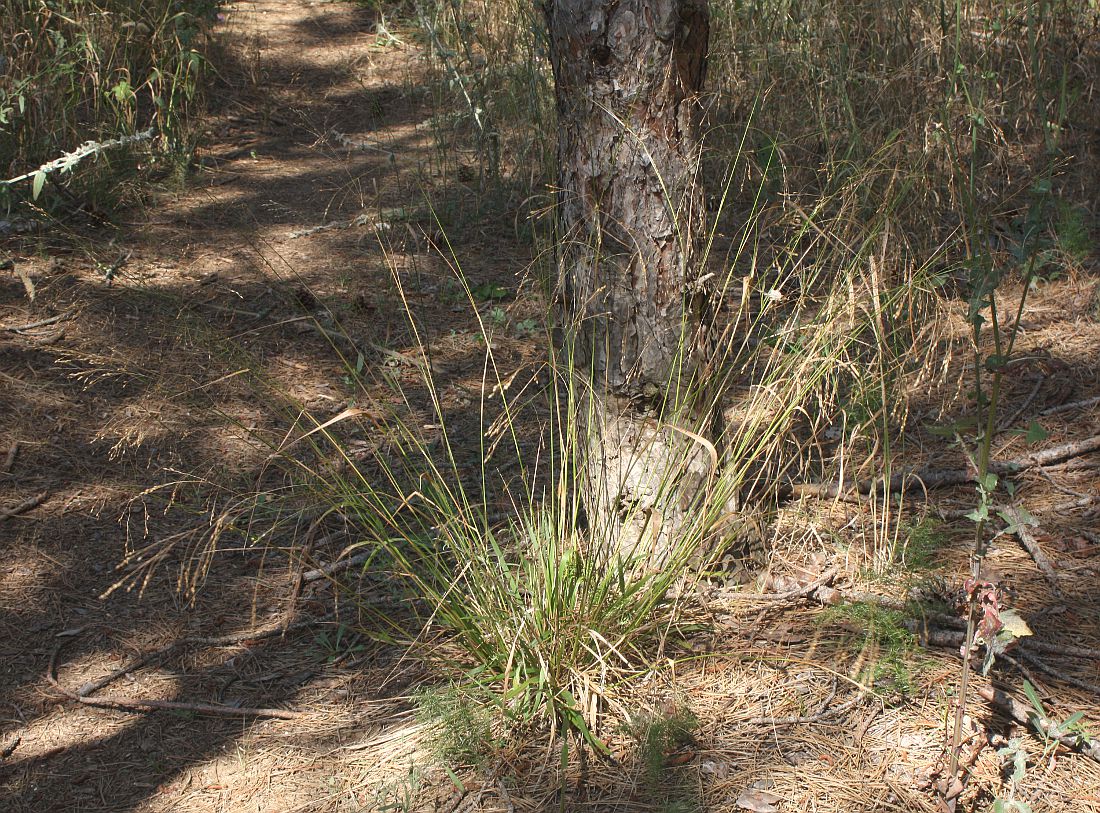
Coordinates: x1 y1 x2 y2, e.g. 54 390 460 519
545 0 715 561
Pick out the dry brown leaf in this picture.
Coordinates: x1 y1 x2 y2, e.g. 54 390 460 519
736 788 781 813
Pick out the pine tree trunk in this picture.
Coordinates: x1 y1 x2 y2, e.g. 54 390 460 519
546 0 714 562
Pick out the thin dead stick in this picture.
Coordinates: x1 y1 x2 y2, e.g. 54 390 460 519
3 307 76 332
303 550 370 582
48 640 302 720
977 686 1100 763
76 614 335 698
999 375 1045 430
907 623 1100 663
1040 395 1100 417
719 567 838 602
748 687 864 726
72 692 299 719
0 491 46 522
1018 650 1100 696
1001 506 1063 597
1049 495 1099 512
788 435 1100 500
1017 435 1100 467
2 441 17 473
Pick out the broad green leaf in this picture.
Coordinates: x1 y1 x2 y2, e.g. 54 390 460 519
1022 680 1046 718
443 765 465 794
1015 507 1038 526
994 609 1033 653
110 80 133 103
31 170 45 200
1011 746 1027 783
966 503 989 523
1025 421 1049 443
1062 711 1085 728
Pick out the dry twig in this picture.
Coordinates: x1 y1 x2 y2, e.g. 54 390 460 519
1039 395 1100 417
787 435 1100 500
718 567 838 603
0 491 47 522
1000 506 1063 598
978 686 1100 763
46 616 337 719
3 307 76 332
2 441 17 474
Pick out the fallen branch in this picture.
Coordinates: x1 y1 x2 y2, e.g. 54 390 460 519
905 622 1100 664
1040 395 1100 417
1018 650 1100 696
0 491 47 522
718 567 838 603
1001 506 1063 598
2 441 17 473
303 550 370 582
1020 435 1100 467
3 307 77 333
787 435 1100 500
48 648 301 721
75 614 336 698
978 686 1100 763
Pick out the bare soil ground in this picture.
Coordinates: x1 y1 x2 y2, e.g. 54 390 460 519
2 1 1099 811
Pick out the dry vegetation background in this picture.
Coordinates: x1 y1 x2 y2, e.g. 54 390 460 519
2 0 1100 811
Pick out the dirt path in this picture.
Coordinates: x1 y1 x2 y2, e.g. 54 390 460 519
0 1 536 810
3 1 1100 811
